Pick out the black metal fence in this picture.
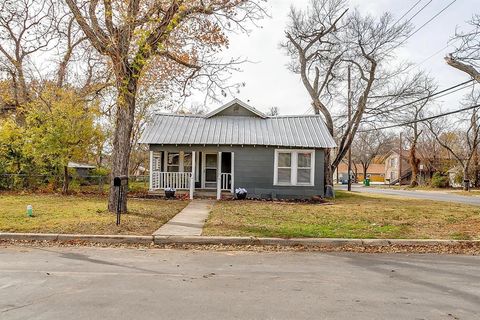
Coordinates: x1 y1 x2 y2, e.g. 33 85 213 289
0 174 149 193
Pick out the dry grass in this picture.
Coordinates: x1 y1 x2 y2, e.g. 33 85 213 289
370 184 480 195
0 193 188 235
203 191 480 240
449 190 480 197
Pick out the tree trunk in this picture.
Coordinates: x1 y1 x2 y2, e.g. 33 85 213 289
363 165 367 183
463 166 471 191
107 74 138 213
324 149 334 188
409 144 419 187
11 60 29 124
16 62 29 105
474 150 480 188
62 165 69 194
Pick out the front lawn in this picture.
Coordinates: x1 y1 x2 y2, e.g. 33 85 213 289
370 184 480 195
0 194 187 235
203 191 480 239
449 190 480 197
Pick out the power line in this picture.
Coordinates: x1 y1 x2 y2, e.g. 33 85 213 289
358 102 480 132
362 79 475 121
301 0 459 116
301 1 431 116
403 0 434 25
415 43 452 67
341 0 459 118
383 0 457 58
393 0 425 26
396 0 458 49
335 79 474 130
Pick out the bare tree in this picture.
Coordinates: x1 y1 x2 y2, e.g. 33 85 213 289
266 106 279 116
428 91 480 190
55 12 88 88
385 73 437 186
351 130 393 182
282 0 412 188
0 0 57 114
446 14 480 83
64 0 265 212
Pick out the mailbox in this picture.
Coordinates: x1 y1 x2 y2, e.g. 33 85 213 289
114 175 128 187
113 176 128 226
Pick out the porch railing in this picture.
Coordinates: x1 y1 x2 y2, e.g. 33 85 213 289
151 172 192 190
220 173 232 191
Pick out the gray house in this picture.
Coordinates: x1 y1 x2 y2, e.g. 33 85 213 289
140 99 336 199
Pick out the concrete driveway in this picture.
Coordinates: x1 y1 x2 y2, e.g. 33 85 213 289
337 184 480 206
1 246 479 319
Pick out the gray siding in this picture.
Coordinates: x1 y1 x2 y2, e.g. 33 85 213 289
213 105 260 117
150 145 325 199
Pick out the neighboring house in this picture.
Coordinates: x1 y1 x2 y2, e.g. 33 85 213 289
447 166 463 188
357 164 385 182
335 162 385 184
384 150 411 185
140 99 336 199
384 149 457 185
447 166 476 188
67 162 96 178
334 162 353 184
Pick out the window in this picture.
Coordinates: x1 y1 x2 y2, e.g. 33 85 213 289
297 152 312 184
390 157 397 167
274 150 315 186
167 152 180 172
277 152 292 184
165 151 194 173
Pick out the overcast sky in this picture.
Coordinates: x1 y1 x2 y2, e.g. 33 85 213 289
188 0 475 115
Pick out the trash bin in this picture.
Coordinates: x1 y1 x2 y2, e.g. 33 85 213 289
365 178 370 186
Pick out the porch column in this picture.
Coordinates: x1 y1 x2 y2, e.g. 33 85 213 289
190 151 196 200
217 151 222 200
231 152 235 193
149 150 153 190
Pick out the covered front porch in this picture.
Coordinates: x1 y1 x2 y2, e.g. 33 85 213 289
148 150 234 199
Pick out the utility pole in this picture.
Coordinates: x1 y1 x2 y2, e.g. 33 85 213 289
398 132 403 186
347 65 352 192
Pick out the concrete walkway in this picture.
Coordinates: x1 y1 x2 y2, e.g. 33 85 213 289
153 199 215 236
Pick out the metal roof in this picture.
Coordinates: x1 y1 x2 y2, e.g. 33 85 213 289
140 113 337 149
67 162 96 169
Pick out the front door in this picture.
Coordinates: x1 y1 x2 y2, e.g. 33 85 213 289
203 153 218 189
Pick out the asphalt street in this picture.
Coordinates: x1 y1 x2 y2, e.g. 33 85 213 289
1 246 479 319
337 184 480 206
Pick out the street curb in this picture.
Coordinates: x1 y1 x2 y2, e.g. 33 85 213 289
0 233 153 244
152 236 479 247
57 234 153 244
1 232 479 248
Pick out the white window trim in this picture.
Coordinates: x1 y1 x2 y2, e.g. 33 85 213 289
273 149 315 186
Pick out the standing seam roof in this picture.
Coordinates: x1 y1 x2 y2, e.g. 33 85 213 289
140 114 337 148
